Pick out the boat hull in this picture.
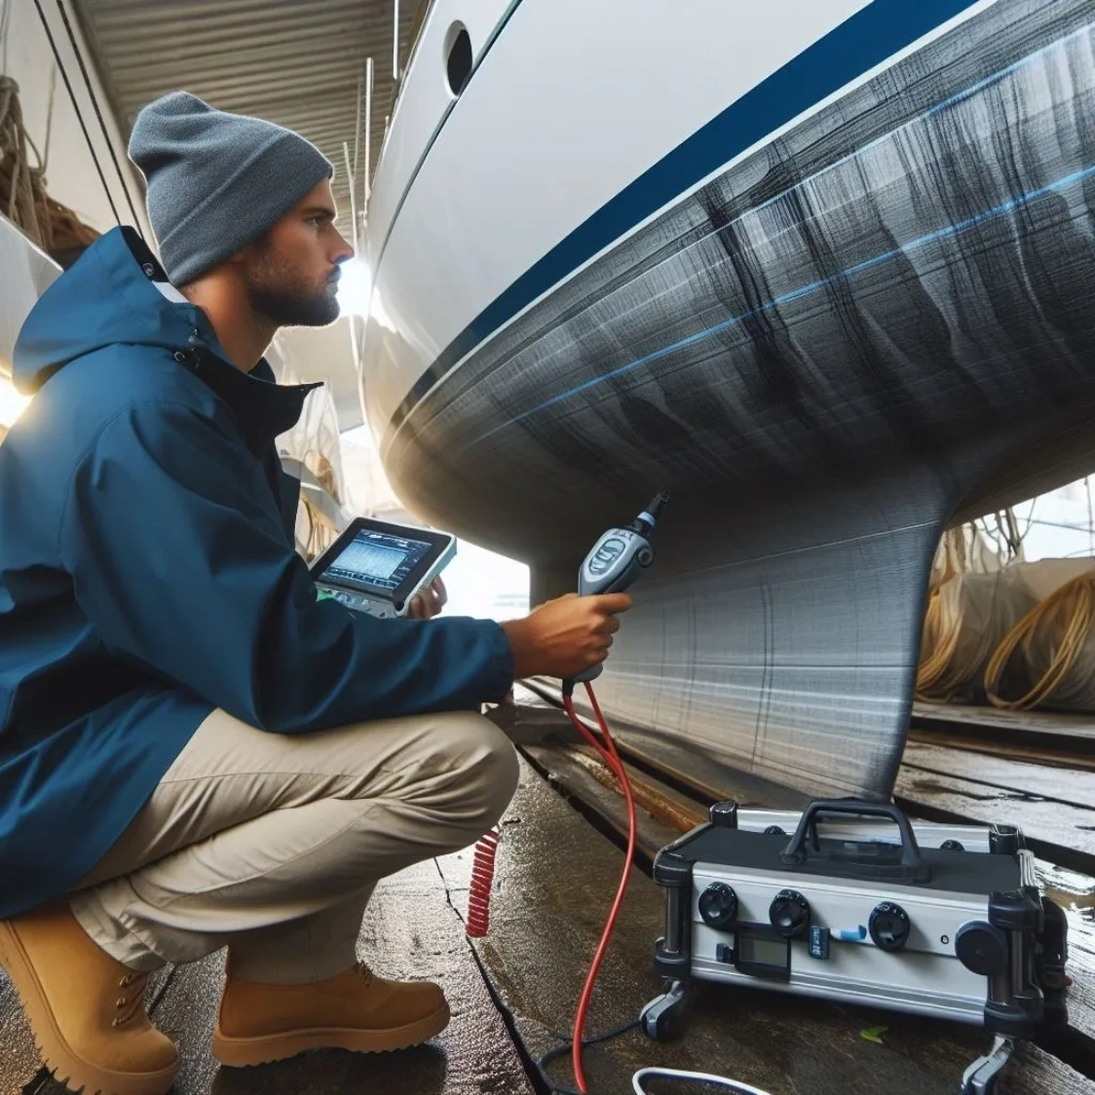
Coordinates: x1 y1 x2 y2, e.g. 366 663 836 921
362 0 1095 798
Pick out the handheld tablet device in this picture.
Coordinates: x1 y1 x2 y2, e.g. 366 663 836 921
309 516 457 619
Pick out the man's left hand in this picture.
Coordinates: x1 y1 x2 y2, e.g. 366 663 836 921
407 577 448 620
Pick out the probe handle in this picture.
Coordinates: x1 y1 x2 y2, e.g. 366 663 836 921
572 528 654 683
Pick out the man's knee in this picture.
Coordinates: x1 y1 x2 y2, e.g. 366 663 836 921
437 711 519 828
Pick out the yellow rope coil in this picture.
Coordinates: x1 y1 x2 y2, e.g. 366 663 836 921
983 572 1095 711
917 526 1010 703
915 587 959 702
916 568 1045 704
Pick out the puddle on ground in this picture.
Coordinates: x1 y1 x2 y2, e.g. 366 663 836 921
1038 862 1095 907
1037 860 1095 964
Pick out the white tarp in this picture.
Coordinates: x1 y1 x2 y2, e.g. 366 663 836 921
0 212 59 379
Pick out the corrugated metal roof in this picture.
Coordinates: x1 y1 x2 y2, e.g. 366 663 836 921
73 0 424 234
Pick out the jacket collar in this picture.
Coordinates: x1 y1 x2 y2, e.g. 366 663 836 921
127 229 322 452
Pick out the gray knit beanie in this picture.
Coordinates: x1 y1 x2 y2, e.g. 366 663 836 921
128 91 333 285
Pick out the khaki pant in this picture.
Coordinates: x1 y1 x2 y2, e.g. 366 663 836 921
67 708 519 984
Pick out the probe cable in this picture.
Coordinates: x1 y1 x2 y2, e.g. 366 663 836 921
559 680 773 1095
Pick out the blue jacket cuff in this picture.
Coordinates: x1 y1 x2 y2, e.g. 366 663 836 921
481 619 516 699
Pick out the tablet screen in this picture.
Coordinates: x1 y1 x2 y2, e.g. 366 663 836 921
316 528 435 598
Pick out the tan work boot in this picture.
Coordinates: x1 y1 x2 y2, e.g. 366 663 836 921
0 901 178 1095
212 960 450 1067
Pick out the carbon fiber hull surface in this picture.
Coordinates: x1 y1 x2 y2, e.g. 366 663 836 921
378 0 1095 798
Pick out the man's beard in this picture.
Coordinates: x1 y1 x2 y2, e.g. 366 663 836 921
245 247 339 327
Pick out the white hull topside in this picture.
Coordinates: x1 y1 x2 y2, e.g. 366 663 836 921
362 0 986 432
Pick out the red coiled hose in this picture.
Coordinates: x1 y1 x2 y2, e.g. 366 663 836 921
464 681 636 1095
465 826 501 937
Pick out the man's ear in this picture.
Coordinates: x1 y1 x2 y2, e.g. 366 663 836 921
231 228 273 267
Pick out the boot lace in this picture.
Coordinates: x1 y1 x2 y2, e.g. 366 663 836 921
112 971 149 1027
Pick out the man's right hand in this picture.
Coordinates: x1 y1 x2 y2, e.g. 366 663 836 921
500 592 633 680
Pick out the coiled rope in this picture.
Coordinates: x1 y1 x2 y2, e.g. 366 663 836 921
915 587 958 702
0 74 49 248
984 572 1095 711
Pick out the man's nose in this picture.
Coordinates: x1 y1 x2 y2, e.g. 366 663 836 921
333 231 354 264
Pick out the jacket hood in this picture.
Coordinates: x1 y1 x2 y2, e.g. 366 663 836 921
12 227 322 443
16 227 233 394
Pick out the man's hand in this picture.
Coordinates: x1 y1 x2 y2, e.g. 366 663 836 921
407 577 447 620
500 592 633 679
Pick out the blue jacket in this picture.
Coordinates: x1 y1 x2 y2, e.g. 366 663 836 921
0 227 514 919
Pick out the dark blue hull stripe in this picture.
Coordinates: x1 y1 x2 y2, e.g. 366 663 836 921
385 0 984 439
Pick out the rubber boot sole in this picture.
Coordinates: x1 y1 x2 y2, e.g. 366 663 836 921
211 998 451 1067
0 921 179 1095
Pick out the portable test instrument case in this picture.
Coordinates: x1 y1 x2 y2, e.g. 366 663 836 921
644 799 1068 1092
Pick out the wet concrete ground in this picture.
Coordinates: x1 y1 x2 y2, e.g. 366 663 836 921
502 747 1092 1094
1 853 534 1095
3 735 1094 1094
505 686 1095 1091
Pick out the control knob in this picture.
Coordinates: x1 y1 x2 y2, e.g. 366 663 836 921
869 902 911 952
698 883 738 929
769 889 810 938
955 921 1010 976
708 801 739 828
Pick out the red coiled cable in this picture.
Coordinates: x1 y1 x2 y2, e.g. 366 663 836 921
563 681 638 1094
466 683 638 1091
466 826 501 937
